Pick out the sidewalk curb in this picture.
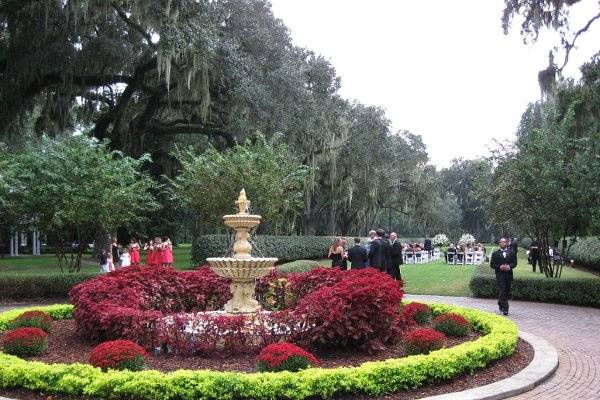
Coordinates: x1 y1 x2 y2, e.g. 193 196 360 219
421 330 558 400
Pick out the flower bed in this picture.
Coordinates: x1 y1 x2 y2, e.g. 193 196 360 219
0 302 518 400
1 327 48 357
404 328 446 355
7 310 53 333
89 340 148 371
256 342 319 372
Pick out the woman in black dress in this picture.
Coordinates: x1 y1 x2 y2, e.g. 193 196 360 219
328 238 344 268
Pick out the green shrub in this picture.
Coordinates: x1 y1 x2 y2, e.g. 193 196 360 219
570 237 600 272
470 265 600 307
192 235 335 264
277 260 322 274
0 273 96 301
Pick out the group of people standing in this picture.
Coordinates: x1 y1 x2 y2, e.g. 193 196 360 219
99 237 174 273
327 229 403 281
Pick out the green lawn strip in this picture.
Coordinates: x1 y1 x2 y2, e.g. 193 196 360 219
0 247 195 275
0 303 518 400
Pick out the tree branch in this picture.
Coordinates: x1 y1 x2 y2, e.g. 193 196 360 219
23 73 131 98
112 3 157 49
559 11 600 72
92 57 157 139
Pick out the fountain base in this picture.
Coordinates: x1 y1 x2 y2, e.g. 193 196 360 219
225 280 261 314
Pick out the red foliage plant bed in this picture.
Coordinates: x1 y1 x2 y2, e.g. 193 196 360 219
70 265 405 355
1 327 48 357
69 266 231 346
404 328 446 355
256 342 319 372
8 311 53 333
89 340 148 371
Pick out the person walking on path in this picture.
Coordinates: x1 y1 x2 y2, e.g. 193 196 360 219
490 237 517 315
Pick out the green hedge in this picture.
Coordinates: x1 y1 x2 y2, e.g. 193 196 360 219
570 237 600 272
192 235 336 265
470 264 600 308
0 303 517 400
0 274 96 301
192 235 425 265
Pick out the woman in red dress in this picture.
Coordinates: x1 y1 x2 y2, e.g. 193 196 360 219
129 238 141 266
144 240 155 267
162 236 174 267
154 237 164 267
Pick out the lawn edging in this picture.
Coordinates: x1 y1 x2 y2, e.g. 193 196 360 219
0 303 518 399
422 330 558 400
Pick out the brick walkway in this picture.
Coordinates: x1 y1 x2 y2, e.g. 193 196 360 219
408 294 600 400
2 298 600 399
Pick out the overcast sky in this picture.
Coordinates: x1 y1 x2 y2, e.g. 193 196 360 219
269 0 600 168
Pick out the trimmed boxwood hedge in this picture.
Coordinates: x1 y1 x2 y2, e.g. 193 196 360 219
0 274 96 301
192 235 335 265
192 235 425 265
470 264 600 308
570 237 600 273
0 303 518 400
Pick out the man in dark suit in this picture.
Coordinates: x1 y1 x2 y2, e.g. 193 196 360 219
382 232 392 273
424 237 433 257
490 237 517 315
529 239 541 273
389 232 403 280
368 229 385 271
347 237 368 269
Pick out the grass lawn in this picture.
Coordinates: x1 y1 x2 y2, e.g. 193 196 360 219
306 258 476 296
2 246 597 298
0 247 196 275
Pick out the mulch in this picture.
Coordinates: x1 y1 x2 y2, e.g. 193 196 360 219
0 319 533 400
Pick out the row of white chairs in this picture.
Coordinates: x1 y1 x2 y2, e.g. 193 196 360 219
402 250 441 264
447 251 485 265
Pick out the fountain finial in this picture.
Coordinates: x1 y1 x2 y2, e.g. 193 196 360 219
235 188 250 214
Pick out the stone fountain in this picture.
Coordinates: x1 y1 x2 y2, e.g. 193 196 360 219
207 189 278 314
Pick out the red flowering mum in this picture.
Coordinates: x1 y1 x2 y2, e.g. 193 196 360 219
433 313 471 337
256 342 319 372
400 302 432 325
8 310 53 333
404 328 445 355
89 340 148 371
1 327 48 357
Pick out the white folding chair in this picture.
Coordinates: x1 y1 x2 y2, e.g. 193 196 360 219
447 252 456 264
473 251 484 265
456 252 465 265
465 252 474 265
405 252 414 264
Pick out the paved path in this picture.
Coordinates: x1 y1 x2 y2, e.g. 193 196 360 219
407 294 600 400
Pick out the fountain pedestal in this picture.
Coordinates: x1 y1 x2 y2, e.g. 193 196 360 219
207 189 277 314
